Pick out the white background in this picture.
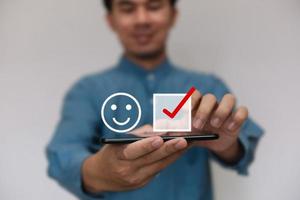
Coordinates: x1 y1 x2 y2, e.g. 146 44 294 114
1 0 300 199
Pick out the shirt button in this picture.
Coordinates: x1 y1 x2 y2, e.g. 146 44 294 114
147 74 155 81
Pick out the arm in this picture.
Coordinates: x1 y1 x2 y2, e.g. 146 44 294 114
46 78 101 199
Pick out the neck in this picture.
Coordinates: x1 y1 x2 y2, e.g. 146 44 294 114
124 50 167 71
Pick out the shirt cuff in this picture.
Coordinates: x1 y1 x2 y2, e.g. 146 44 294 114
66 150 107 199
77 152 107 199
210 120 264 175
209 136 248 175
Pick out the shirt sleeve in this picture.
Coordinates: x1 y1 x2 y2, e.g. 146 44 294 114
46 77 105 199
208 75 264 175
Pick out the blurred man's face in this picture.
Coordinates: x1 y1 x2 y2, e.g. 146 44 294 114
107 0 177 59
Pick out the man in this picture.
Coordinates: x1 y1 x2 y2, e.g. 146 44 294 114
46 0 264 199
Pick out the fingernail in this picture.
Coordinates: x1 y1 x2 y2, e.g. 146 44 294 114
152 138 163 148
193 118 204 129
174 139 185 150
211 118 220 128
227 122 236 131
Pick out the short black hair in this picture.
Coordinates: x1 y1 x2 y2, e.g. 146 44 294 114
102 0 178 12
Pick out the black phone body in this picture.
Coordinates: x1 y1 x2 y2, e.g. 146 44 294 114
101 133 219 144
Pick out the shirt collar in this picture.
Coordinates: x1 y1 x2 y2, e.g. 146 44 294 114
116 55 174 79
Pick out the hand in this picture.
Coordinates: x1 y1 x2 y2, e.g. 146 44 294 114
190 90 248 162
82 125 188 193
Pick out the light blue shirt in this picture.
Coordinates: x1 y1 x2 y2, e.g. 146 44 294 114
46 56 264 200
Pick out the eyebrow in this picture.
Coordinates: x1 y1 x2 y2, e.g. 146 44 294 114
115 0 135 6
148 0 163 3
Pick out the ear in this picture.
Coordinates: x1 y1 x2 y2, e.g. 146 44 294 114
106 13 116 32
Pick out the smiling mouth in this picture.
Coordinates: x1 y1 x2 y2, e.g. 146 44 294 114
113 117 130 126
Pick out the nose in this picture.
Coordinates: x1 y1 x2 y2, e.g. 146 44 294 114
135 7 150 24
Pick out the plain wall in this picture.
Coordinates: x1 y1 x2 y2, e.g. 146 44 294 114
1 0 300 199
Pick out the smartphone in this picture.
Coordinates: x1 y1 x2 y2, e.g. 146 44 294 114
101 133 219 144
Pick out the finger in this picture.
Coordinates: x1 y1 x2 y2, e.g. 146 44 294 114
138 149 186 181
210 94 236 128
224 106 248 133
118 136 164 160
193 93 217 130
137 138 188 166
191 89 202 115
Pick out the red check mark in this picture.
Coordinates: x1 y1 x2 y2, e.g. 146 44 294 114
162 87 196 119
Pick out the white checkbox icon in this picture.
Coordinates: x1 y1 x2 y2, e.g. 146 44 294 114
153 93 191 132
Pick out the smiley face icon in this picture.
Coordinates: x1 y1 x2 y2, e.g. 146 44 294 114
101 92 142 133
